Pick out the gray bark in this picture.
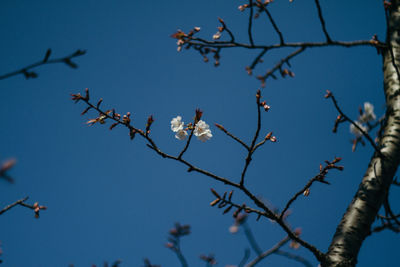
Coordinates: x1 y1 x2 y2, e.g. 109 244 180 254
323 2 400 266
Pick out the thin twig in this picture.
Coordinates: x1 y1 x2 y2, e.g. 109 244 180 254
245 236 290 267
0 197 29 215
274 250 313 267
215 124 250 151
240 92 262 186
174 241 189 267
314 0 332 42
260 47 305 81
384 192 400 226
248 0 255 47
249 49 268 71
279 158 342 219
0 49 86 80
178 127 196 159
243 222 263 255
258 5 284 44
327 93 383 157
238 249 251 267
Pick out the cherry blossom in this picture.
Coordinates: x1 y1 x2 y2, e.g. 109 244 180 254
359 102 376 123
171 116 188 140
194 120 212 142
350 121 368 137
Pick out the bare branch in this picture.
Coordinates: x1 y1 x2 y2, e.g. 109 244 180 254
0 49 86 81
325 91 383 157
215 123 250 151
73 89 325 261
0 197 46 218
257 4 284 44
245 236 290 267
0 197 29 215
238 249 251 267
242 221 263 255
274 250 313 267
258 47 305 84
314 0 332 42
279 157 343 220
248 0 255 47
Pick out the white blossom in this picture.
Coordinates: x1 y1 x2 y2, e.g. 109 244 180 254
175 129 188 140
171 116 184 132
213 31 221 40
359 102 376 123
194 120 212 142
350 121 368 137
171 116 188 140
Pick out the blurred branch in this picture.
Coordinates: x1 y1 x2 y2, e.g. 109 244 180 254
274 250 313 267
0 49 86 81
142 259 160 267
0 158 16 183
242 221 262 256
166 223 190 267
245 236 290 267
238 249 251 267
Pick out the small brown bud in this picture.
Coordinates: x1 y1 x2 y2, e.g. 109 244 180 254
109 122 118 130
223 205 233 214
215 123 225 131
256 89 261 102
210 199 220 206
210 188 221 199
324 90 332 98
303 188 310 196
245 66 252 75
84 88 90 100
96 98 103 108
195 108 203 123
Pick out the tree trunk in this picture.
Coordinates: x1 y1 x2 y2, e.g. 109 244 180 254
323 2 400 266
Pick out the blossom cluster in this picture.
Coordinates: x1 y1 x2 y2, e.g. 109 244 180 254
349 102 376 137
171 115 212 142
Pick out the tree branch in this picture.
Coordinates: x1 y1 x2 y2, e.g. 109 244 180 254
0 49 86 81
314 0 332 42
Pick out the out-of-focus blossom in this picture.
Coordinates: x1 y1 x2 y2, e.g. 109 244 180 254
229 213 248 234
359 102 376 123
213 31 221 40
350 121 368 137
229 225 239 233
175 129 188 140
194 120 212 142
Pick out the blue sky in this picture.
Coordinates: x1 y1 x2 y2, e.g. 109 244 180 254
0 1 398 266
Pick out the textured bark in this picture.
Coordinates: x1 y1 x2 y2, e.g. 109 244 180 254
323 2 400 266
